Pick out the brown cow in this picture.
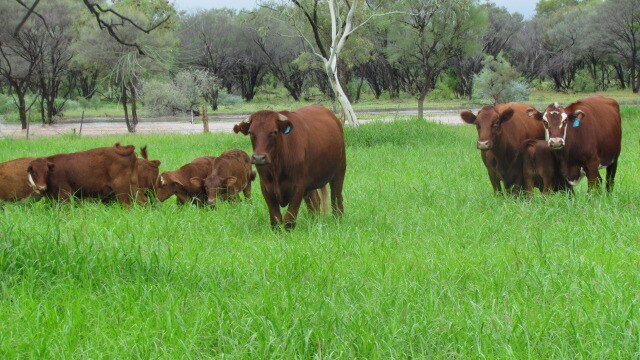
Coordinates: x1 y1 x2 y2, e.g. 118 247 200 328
155 156 216 204
137 145 161 195
190 149 256 206
527 96 622 191
27 144 145 204
461 103 545 193
234 105 346 229
0 157 38 201
511 139 573 195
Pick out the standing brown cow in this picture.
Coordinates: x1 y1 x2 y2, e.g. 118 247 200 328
155 156 216 204
0 157 38 201
234 105 346 229
27 144 144 204
461 103 545 193
190 149 256 206
527 96 622 191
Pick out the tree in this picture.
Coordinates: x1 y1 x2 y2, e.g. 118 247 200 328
34 0 81 124
388 0 484 119
73 0 177 132
0 1 44 129
473 52 529 104
267 0 397 126
595 0 640 93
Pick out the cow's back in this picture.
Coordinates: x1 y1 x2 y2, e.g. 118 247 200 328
283 105 346 189
47 146 137 196
0 157 36 200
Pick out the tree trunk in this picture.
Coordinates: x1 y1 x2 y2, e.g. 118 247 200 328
130 82 138 126
122 84 134 133
202 104 209 133
210 88 219 111
417 93 426 120
18 91 27 130
355 77 364 103
615 64 626 89
326 64 358 127
39 95 46 125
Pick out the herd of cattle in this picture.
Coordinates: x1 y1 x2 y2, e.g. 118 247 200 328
0 105 346 229
0 97 623 228
460 96 622 194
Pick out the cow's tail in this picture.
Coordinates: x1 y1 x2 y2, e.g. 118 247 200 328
319 185 329 215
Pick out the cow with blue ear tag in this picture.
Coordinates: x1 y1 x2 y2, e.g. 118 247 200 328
526 96 621 192
234 105 346 230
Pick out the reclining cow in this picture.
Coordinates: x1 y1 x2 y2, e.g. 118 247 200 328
27 143 145 205
0 157 39 201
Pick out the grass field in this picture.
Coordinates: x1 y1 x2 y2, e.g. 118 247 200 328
0 107 639 357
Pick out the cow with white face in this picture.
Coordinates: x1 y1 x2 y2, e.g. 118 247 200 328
527 96 622 191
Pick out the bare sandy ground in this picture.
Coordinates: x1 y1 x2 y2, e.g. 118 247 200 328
0 109 467 139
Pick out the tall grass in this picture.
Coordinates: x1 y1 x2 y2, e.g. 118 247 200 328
0 108 638 357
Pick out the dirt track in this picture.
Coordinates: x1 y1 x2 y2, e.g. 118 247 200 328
0 109 468 139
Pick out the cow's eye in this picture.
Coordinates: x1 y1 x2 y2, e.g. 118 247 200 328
270 131 277 136
492 122 499 129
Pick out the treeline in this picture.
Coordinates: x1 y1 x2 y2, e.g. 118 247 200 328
1 0 639 131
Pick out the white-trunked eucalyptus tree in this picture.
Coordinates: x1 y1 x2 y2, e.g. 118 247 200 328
264 0 401 127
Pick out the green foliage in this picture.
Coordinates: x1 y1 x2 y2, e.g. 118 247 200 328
141 79 183 116
473 52 530 103
0 108 639 357
217 90 244 106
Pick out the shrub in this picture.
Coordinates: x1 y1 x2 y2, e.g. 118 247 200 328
473 52 530 104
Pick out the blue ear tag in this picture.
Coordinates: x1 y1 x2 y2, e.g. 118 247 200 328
284 125 292 134
573 119 580 128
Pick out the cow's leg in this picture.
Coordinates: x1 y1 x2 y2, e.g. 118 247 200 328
261 189 283 228
243 181 252 200
58 187 72 203
330 172 345 216
111 178 133 206
488 170 502 194
605 160 618 192
303 190 321 214
283 188 306 230
585 162 603 192
523 175 535 197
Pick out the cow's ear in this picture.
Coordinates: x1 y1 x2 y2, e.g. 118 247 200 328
234 122 250 135
527 108 543 121
150 160 161 167
572 109 585 120
224 176 237 187
164 173 183 187
277 114 293 134
190 177 204 188
498 108 515 125
460 111 476 124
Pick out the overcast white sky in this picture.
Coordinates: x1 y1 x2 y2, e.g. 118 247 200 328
173 0 538 18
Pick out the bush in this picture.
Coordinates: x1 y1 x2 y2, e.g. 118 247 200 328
218 90 244 106
473 52 530 103
142 79 185 116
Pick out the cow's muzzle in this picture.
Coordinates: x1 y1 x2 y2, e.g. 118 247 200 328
548 138 565 149
252 154 269 166
476 140 491 150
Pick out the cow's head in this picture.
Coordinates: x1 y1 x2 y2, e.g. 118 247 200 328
27 158 53 194
233 110 293 166
155 171 195 203
461 106 515 150
527 103 583 150
190 174 237 206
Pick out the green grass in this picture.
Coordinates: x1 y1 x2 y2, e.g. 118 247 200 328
0 108 639 357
